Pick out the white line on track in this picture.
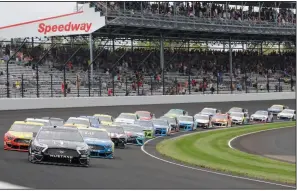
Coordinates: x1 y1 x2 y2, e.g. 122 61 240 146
141 125 296 189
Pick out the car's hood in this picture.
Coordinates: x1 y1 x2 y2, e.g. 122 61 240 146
278 113 294 117
212 119 227 122
200 112 214 116
84 138 113 146
100 121 113 125
268 108 281 112
179 121 193 124
64 123 88 128
139 117 151 120
7 131 34 139
114 118 135 124
251 114 266 118
231 116 243 121
37 139 86 149
125 131 145 137
108 132 126 138
154 125 169 129
195 119 209 123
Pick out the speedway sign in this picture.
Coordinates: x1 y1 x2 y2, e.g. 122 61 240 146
0 4 105 38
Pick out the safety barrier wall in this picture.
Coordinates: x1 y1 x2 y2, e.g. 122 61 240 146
0 92 295 111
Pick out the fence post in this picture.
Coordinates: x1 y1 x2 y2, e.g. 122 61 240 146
137 77 140 96
267 73 270 92
36 68 39 98
50 74 53 97
175 77 178 95
88 67 91 97
77 75 80 97
245 70 248 93
256 76 258 93
112 75 115 96
21 74 24 98
230 75 233 94
188 74 191 95
150 75 153 95
99 77 102 97
278 78 281 92
203 78 205 94
216 72 219 94
63 65 66 97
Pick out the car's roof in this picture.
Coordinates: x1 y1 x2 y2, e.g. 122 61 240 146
67 117 89 121
213 113 228 116
160 115 176 119
135 111 150 113
229 112 244 115
77 127 107 132
26 118 50 122
64 123 88 127
195 114 209 117
80 116 97 119
202 107 216 110
42 117 64 121
94 114 112 117
168 109 184 111
119 113 137 115
13 121 44 126
40 126 79 131
229 107 242 109
271 104 284 107
283 109 295 111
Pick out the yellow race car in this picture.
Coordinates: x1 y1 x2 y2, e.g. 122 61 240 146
93 114 114 125
77 127 115 158
4 121 44 152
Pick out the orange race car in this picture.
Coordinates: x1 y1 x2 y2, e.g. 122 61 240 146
4 121 44 152
210 113 232 128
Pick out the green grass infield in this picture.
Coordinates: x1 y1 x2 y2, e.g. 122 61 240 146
156 122 296 184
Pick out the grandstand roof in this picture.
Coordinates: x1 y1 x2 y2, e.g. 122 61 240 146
220 1 296 9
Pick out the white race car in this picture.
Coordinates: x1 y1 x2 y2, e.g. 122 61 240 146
114 113 139 124
229 112 249 125
250 110 274 123
198 108 221 118
194 114 211 128
277 109 296 121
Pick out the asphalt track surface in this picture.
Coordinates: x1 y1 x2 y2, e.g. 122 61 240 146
0 99 295 189
232 126 296 163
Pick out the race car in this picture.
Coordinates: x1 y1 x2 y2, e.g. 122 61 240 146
101 125 127 149
199 108 221 117
28 126 90 167
93 114 114 125
277 109 296 121
4 121 44 152
159 116 179 132
42 117 65 126
65 117 91 127
25 118 51 126
177 115 195 131
152 119 171 136
229 112 249 125
210 114 232 128
194 114 211 128
250 110 274 123
80 116 100 128
78 127 114 158
227 107 249 116
268 105 289 115
135 111 155 120
164 109 188 117
134 120 154 138
114 113 139 124
121 124 146 146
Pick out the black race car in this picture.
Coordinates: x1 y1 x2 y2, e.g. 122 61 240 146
28 126 90 167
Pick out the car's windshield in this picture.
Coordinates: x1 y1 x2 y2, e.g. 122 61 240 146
118 114 136 120
229 108 242 113
37 129 84 142
160 117 176 124
270 105 283 110
10 124 43 133
50 120 64 126
26 119 51 126
134 120 153 127
201 108 215 114
178 116 193 122
167 109 183 115
122 125 144 132
153 120 168 126
136 111 151 118
230 112 244 117
213 114 227 120
79 129 109 139
194 115 209 120
66 118 90 126
103 126 125 134
282 109 294 114
255 111 268 115
89 118 99 126
97 116 112 122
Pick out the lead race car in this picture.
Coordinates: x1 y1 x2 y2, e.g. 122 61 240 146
277 109 296 121
135 111 155 120
28 126 90 167
121 124 146 146
268 104 289 115
4 121 44 152
77 127 114 159
250 110 274 123
114 113 139 124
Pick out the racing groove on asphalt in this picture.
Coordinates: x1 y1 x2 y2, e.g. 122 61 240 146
0 99 295 189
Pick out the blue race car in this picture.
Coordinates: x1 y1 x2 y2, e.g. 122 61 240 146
152 119 170 136
78 127 114 159
177 115 196 131
80 116 100 128
121 124 146 146
267 105 289 115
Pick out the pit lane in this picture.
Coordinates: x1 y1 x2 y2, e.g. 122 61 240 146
0 99 295 189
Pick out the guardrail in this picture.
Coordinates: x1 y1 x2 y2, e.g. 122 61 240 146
0 92 294 111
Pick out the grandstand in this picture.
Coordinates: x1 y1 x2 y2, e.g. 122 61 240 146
0 1 295 98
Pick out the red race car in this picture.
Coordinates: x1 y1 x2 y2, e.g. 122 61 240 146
135 111 155 120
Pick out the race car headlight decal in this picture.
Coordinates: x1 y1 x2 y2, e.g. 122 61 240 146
105 145 112 149
6 135 14 140
32 145 45 152
79 149 89 155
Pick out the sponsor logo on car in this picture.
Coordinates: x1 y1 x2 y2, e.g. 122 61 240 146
49 155 73 159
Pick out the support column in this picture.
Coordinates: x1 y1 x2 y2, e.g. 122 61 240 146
112 38 115 52
89 33 94 85
278 41 281 55
160 34 165 95
260 42 263 55
229 37 232 76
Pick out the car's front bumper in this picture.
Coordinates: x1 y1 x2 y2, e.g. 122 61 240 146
126 136 145 146
154 128 168 136
211 122 228 127
179 124 193 131
4 140 30 152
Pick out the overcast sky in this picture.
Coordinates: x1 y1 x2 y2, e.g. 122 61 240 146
0 2 77 27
